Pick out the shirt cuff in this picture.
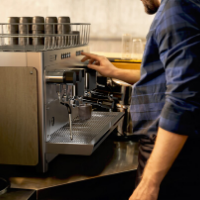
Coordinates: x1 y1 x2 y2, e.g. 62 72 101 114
159 101 199 136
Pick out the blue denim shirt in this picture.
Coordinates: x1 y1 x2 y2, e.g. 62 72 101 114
130 0 200 138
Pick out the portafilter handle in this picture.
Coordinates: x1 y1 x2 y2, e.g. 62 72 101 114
46 70 77 84
82 96 114 110
91 89 124 101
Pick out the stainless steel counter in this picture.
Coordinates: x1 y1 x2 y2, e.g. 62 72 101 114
11 138 138 189
0 189 35 200
1 136 139 199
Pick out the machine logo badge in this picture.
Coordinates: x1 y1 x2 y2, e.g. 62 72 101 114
49 55 54 62
49 55 57 62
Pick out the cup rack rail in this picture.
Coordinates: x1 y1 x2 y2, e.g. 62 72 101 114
0 23 90 52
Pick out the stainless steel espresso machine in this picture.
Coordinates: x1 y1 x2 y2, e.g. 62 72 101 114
0 17 123 172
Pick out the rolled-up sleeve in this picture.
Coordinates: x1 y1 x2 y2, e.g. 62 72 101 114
157 3 200 135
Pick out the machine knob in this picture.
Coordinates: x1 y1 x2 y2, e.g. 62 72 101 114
46 70 77 84
63 71 76 84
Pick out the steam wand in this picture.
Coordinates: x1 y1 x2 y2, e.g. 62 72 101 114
60 102 73 140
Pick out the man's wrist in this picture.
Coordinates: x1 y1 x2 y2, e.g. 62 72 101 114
141 161 164 187
112 67 122 79
141 172 162 187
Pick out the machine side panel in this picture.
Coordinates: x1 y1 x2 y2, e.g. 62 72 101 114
26 52 46 171
0 67 38 165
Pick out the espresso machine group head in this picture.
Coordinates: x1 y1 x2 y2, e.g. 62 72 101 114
45 68 89 140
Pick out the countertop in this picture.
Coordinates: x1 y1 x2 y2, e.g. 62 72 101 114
0 135 139 199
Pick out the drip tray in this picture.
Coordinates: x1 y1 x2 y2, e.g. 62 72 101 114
46 112 124 155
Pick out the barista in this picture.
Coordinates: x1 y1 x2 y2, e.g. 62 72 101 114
81 0 200 199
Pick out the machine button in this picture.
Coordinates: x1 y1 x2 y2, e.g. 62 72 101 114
76 51 81 56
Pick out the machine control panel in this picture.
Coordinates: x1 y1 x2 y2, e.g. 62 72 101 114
45 46 89 65
61 52 71 59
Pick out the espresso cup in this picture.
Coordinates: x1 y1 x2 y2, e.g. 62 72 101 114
7 17 19 45
19 17 32 46
78 104 92 120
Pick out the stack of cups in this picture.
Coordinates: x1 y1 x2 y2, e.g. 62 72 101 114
19 17 32 46
57 17 71 47
7 17 19 45
32 16 44 46
45 17 57 48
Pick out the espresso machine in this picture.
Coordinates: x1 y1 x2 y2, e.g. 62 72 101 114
0 17 124 173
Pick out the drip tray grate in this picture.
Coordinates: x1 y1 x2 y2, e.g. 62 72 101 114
46 112 124 155
48 112 120 144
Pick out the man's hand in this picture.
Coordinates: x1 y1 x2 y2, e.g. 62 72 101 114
129 127 188 200
81 52 119 77
129 179 159 200
81 52 140 84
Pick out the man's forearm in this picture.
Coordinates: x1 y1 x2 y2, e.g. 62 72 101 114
141 127 188 186
112 68 140 85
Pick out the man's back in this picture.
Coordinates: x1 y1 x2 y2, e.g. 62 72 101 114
131 0 200 139
81 1 200 199
132 1 200 199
